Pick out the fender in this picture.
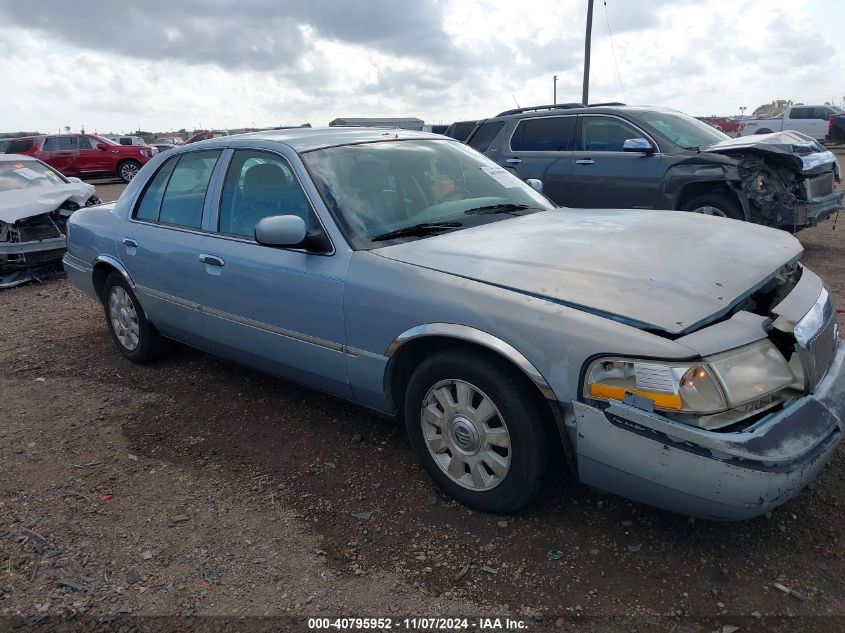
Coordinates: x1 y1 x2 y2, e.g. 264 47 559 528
385 323 579 475
94 254 136 289
385 323 557 401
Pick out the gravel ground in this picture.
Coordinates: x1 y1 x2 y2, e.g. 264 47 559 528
1 164 844 632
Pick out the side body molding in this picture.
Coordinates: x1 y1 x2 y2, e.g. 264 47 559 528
385 323 557 401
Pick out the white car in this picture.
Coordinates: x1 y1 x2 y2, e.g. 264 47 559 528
0 154 100 288
738 105 844 140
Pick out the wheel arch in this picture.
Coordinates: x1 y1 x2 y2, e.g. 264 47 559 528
384 324 577 474
92 256 138 304
674 181 748 219
384 324 556 407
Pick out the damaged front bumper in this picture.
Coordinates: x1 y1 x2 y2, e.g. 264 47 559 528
571 339 844 520
0 233 68 289
784 189 844 229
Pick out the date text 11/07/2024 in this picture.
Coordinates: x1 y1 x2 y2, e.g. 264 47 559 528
307 617 529 630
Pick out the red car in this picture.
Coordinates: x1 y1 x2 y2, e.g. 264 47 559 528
3 133 155 183
185 130 228 144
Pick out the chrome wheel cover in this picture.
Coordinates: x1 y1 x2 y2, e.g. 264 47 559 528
108 286 140 351
420 379 511 491
691 205 727 217
120 162 139 181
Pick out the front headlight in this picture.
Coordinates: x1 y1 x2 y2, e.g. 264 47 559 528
583 339 795 415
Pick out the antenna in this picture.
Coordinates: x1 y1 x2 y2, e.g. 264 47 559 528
512 94 521 109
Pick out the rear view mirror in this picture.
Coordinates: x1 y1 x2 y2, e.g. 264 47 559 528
623 138 655 154
96 143 108 151
255 215 307 247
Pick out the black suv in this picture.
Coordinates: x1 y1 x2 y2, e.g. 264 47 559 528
465 103 843 230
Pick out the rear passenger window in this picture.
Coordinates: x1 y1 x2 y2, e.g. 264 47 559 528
467 121 504 152
158 150 221 228
134 156 178 222
218 150 310 238
43 136 78 151
788 108 809 120
510 117 576 151
7 139 34 153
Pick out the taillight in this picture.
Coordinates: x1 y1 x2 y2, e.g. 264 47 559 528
737 121 745 135
829 116 835 134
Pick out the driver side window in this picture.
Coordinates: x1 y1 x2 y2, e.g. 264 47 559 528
580 117 641 152
218 150 310 238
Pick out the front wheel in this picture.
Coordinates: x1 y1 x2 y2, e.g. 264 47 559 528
404 350 549 513
681 192 744 221
103 273 167 363
118 160 141 183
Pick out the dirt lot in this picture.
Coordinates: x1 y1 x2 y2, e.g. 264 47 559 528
1 164 844 632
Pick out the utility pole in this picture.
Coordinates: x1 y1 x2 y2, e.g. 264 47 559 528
581 0 595 105
553 75 558 104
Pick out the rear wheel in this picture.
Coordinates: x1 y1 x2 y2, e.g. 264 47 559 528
681 192 744 221
404 350 549 513
103 273 167 363
118 160 141 183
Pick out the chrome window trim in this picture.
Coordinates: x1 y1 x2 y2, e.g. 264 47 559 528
385 323 557 400
575 113 660 154
506 114 577 154
127 146 336 256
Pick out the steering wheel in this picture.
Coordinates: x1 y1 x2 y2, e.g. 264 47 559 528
434 188 472 205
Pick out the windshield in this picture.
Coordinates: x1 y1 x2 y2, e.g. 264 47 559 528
95 135 120 145
0 159 68 192
832 106 845 114
640 110 729 149
301 139 554 248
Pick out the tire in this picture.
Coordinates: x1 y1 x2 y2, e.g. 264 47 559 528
404 350 549 513
755 128 773 135
118 160 141 183
103 273 167 363
681 192 744 221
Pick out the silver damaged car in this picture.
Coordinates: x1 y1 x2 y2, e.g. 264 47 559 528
62 128 844 520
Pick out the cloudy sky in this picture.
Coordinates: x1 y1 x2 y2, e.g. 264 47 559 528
0 0 842 134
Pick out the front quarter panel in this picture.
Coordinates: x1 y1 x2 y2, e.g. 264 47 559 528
344 251 699 412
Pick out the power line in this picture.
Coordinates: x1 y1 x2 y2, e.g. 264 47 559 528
603 0 627 103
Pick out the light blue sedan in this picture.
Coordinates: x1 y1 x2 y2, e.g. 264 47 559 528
63 128 844 519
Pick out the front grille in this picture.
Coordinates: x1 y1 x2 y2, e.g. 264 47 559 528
805 172 834 199
795 288 838 392
18 223 63 242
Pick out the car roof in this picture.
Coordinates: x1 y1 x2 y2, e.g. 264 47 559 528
485 104 676 121
191 126 456 152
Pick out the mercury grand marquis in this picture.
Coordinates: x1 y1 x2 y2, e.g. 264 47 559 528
63 128 844 520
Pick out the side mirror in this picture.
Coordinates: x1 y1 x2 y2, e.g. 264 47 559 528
255 215 307 247
96 143 108 151
622 138 655 154
526 178 543 193
67 176 82 183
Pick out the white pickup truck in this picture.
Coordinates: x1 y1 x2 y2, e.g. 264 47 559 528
738 104 844 140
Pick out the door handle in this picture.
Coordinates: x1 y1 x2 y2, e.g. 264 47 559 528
575 159 595 165
122 238 138 248
505 158 522 164
199 254 225 267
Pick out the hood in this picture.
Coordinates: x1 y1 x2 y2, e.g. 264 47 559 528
702 131 837 173
0 182 96 224
374 210 802 336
